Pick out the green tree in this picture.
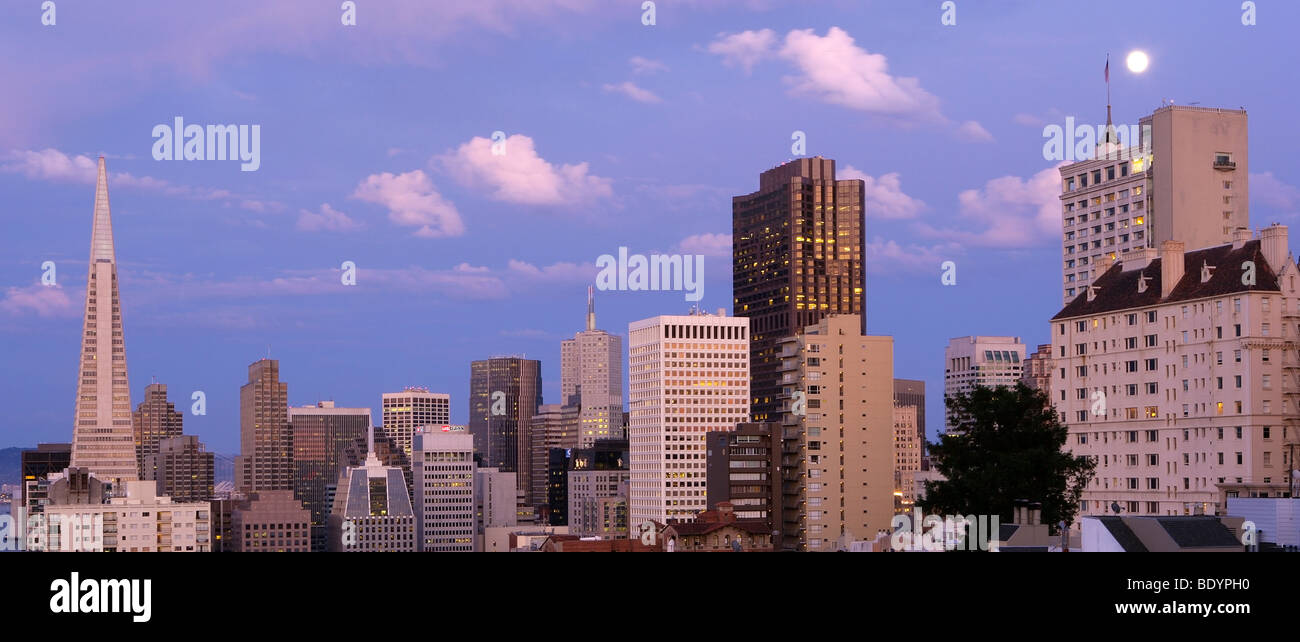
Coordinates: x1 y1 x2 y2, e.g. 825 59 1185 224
920 382 1095 533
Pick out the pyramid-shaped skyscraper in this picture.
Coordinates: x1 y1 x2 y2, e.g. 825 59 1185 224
70 157 137 482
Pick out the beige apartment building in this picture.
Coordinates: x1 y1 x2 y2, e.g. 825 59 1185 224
777 314 895 551
892 405 921 515
1059 105 1249 303
1051 225 1299 520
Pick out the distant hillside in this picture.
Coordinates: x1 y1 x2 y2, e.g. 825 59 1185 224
0 447 30 486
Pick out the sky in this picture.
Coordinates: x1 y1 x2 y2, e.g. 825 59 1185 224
2 0 1299 453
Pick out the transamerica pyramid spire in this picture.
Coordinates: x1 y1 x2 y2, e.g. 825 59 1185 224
70 157 137 483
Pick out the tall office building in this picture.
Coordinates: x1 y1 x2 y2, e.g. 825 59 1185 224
529 403 579 516
893 379 926 445
412 426 476 552
561 287 625 446
628 311 750 526
776 315 895 551
289 401 372 551
944 336 1027 430
733 157 865 422
237 359 293 494
1059 105 1249 303
380 387 450 459
327 426 416 552
70 157 136 484
133 383 184 480
145 435 214 503
1051 226 1300 518
468 357 542 502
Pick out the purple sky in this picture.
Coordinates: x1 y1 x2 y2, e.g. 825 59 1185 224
2 0 1298 452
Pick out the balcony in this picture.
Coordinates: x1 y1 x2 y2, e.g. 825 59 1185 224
1213 159 1237 171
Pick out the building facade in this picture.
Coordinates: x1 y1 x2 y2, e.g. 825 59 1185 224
380 387 450 460
231 490 312 552
628 312 750 526
144 435 214 503
28 479 210 552
944 336 1027 429
19 443 71 509
412 427 476 552
237 359 293 494
893 379 926 445
1021 343 1054 393
892 405 921 515
1051 225 1300 520
289 401 372 551
326 427 416 552
132 383 184 480
733 157 866 423
468 357 542 503
561 287 625 446
529 403 579 518
1059 105 1249 303
705 422 781 547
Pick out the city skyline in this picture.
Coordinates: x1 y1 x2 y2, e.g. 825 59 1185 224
3 1 1300 459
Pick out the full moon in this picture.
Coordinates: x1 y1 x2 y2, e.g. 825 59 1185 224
1126 50 1149 73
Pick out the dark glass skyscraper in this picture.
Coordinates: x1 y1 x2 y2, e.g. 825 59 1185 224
732 157 865 421
468 357 542 502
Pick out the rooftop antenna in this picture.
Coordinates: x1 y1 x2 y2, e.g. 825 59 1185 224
586 285 596 332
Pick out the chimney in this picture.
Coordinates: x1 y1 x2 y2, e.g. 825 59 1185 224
1094 253 1115 280
1232 227 1251 250
1028 502 1042 526
1259 224 1290 275
1160 240 1185 297
1121 246 1159 271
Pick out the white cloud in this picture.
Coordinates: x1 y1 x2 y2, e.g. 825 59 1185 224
677 233 732 257
351 170 464 238
0 284 79 318
1251 172 1300 213
706 29 777 73
866 237 962 276
1013 113 1045 127
629 56 669 74
602 81 663 104
2 148 238 200
777 27 943 121
956 120 994 143
506 259 596 283
438 134 614 207
297 203 363 232
916 165 1063 248
838 166 926 220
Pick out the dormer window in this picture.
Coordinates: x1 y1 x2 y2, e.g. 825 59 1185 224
1137 272 1150 294
1201 261 1215 283
1087 285 1100 302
